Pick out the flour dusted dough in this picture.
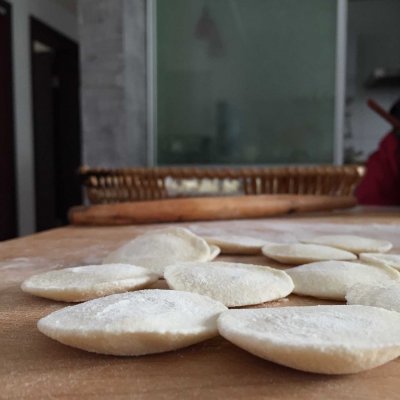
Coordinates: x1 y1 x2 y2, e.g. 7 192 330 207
261 243 356 264
303 235 392 254
218 305 400 374
286 260 400 300
103 228 211 275
204 235 267 255
38 289 227 356
21 264 159 302
164 261 293 307
208 245 221 261
346 283 400 312
360 253 400 271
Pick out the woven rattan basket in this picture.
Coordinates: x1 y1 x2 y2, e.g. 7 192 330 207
79 165 365 205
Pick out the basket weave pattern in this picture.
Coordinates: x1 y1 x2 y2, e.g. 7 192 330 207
79 165 365 205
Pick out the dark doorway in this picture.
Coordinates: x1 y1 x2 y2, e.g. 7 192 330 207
31 18 81 232
0 0 17 241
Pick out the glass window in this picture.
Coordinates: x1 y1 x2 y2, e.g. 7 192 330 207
156 0 337 165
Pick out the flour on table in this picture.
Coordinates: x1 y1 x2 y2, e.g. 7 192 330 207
186 221 400 249
303 235 392 254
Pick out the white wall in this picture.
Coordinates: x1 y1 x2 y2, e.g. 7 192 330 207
7 0 77 236
52 0 77 14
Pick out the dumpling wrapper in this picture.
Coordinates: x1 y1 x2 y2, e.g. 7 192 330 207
360 253 400 271
218 305 400 374
164 261 294 307
346 282 400 312
261 243 356 264
21 264 159 302
38 289 227 356
103 227 210 275
204 235 267 255
286 260 400 300
303 235 392 254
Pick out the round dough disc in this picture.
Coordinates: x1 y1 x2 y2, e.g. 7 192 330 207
164 261 294 307
21 264 159 302
261 243 356 264
346 282 400 312
204 235 267 255
103 227 211 275
286 260 400 300
218 305 400 374
38 289 227 356
360 253 400 270
303 235 392 254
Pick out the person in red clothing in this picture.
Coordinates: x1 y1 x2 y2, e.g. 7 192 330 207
355 99 400 205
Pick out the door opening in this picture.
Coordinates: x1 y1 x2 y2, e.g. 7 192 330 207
31 18 81 232
0 0 17 240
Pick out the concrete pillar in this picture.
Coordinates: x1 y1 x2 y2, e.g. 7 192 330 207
78 0 148 167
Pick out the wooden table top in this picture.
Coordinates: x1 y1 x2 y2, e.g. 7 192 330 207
2 207 400 399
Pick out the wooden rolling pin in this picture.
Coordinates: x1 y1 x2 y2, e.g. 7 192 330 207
69 195 357 226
